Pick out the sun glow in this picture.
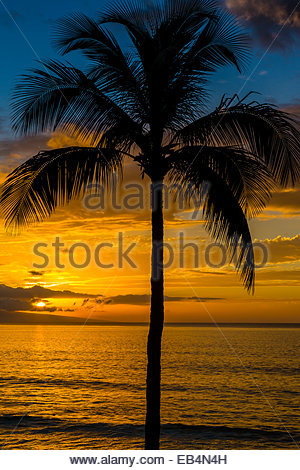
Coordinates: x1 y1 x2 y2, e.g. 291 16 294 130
35 301 46 308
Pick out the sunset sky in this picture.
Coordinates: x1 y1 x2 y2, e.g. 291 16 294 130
0 0 299 323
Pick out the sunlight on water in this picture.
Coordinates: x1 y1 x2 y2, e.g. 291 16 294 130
0 325 299 449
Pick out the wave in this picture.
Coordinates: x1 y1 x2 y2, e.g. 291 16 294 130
0 376 144 391
0 376 191 392
191 365 300 376
1 376 299 399
0 415 298 444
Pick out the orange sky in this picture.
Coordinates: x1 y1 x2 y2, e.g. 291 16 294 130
0 132 299 323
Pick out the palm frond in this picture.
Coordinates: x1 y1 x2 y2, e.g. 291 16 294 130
167 145 274 291
99 0 151 57
99 0 216 96
54 13 149 121
0 146 123 232
167 145 275 217
176 96 300 186
183 11 249 75
161 10 249 129
54 12 119 57
203 174 255 292
144 0 217 42
99 1 248 133
101 0 216 34
11 59 143 148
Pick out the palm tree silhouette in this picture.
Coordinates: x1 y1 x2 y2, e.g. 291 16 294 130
1 0 299 450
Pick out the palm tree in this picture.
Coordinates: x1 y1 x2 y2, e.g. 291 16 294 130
1 0 299 450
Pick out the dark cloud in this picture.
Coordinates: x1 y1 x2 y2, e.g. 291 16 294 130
28 270 45 277
187 270 227 276
0 285 222 313
106 294 223 305
31 297 50 304
40 306 57 312
0 134 50 174
0 298 35 312
0 284 100 314
268 185 300 213
0 284 101 299
0 296 56 313
225 0 300 50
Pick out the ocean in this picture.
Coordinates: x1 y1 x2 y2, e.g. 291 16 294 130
0 325 299 449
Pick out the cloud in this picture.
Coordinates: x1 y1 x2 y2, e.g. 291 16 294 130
0 284 101 314
256 269 300 285
0 130 87 178
225 0 300 50
47 132 93 149
0 284 100 299
105 294 223 305
280 99 300 120
260 235 300 263
0 285 222 313
0 296 57 313
0 297 35 312
0 134 49 176
267 185 300 213
28 270 44 277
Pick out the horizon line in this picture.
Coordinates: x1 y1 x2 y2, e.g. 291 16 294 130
0 321 299 327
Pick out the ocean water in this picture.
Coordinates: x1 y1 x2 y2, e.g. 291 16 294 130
0 325 299 450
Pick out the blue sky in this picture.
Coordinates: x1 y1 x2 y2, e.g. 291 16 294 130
0 0 299 137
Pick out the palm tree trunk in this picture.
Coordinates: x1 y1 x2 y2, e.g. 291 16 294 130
145 181 164 450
